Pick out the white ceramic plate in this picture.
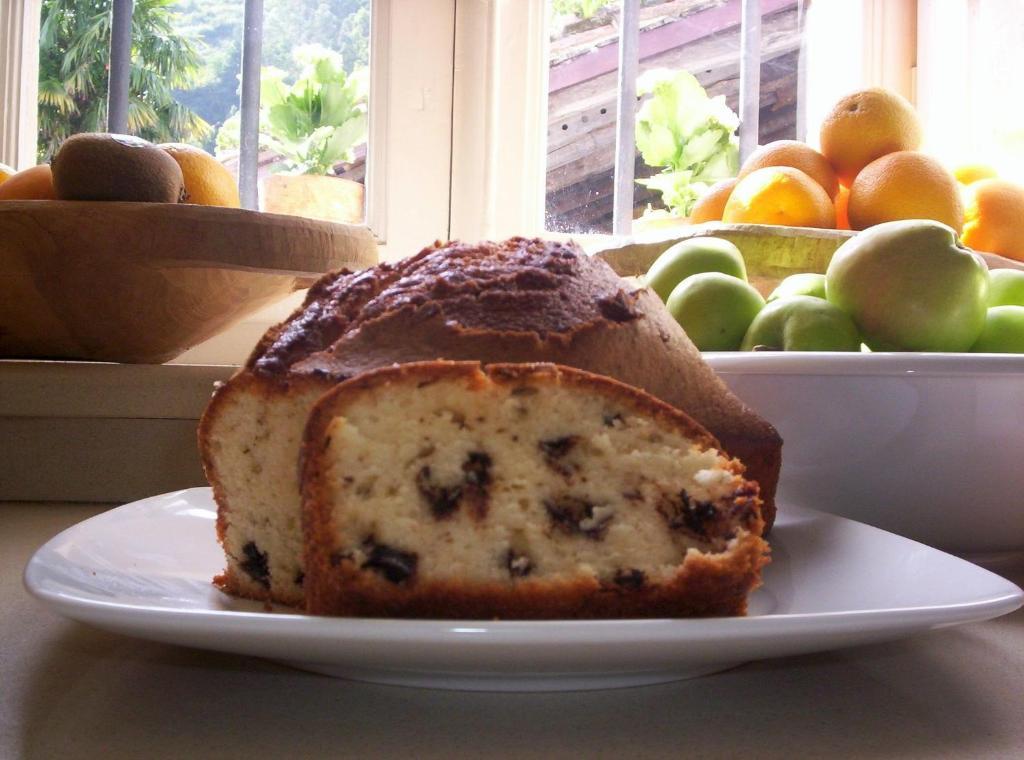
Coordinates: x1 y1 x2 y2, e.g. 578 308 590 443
24 488 1022 692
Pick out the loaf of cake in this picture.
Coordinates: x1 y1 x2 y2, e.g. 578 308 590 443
301 361 767 619
199 237 781 607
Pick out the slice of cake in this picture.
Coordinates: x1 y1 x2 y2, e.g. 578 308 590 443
301 361 768 619
199 237 781 608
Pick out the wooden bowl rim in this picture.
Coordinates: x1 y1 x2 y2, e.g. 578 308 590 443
0 200 378 277
594 221 1024 274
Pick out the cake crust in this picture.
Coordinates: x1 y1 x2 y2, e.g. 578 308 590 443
199 372 328 606
248 237 781 522
301 361 768 619
199 237 781 608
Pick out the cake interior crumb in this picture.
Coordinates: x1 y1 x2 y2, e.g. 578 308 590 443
322 376 745 586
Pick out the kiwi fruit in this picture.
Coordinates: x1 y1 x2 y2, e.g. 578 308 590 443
52 133 187 203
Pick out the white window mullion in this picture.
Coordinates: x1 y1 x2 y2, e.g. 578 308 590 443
0 0 40 169
611 0 640 236
738 0 763 162
365 0 456 259
238 0 265 210
863 0 917 102
449 0 548 242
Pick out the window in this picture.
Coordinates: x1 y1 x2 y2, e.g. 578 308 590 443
0 0 41 169
544 0 807 235
35 0 370 225
2 0 1022 363
1 4 458 244
468 0 1022 243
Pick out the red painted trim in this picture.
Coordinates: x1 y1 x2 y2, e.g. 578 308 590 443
549 0 797 93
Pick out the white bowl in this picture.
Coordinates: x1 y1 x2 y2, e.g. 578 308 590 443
704 352 1024 556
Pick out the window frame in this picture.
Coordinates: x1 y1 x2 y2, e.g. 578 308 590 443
448 0 549 242
1 0 923 365
533 0 918 241
0 0 41 170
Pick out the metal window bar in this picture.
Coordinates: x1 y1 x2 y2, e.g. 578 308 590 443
794 0 807 143
609 0 763 235
107 0 132 134
739 0 762 163
612 0 640 236
239 0 264 210
106 0 263 210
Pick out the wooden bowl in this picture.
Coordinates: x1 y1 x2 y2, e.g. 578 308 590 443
595 223 853 297
0 202 377 363
595 222 1024 296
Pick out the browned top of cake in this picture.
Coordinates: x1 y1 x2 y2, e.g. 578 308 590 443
237 235 781 531
248 237 641 377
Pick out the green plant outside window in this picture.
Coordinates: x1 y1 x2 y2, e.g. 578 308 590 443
217 44 368 176
635 69 740 219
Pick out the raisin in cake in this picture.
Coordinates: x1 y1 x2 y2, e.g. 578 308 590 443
199 237 781 607
301 362 767 619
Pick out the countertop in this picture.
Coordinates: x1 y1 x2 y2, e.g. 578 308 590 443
4 501 1024 760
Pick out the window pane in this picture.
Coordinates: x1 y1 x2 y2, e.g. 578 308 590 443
36 0 371 225
37 0 228 160
172 0 245 154
237 0 370 223
545 0 804 234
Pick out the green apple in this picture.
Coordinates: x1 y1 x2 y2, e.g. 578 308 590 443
825 220 989 352
741 295 861 351
767 272 827 302
645 237 747 302
987 269 1024 307
666 272 765 351
970 306 1024 353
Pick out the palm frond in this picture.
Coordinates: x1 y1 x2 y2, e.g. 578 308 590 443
37 78 77 114
127 98 160 132
79 97 108 133
38 0 214 153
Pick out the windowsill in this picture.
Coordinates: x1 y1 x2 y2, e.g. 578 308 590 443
0 360 235 503
0 360 235 418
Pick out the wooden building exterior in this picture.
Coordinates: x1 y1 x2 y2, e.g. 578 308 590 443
546 0 804 233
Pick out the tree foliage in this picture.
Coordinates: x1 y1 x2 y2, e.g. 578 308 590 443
263 0 369 77
36 0 372 160
550 0 614 20
171 0 370 153
37 0 211 160
261 46 367 174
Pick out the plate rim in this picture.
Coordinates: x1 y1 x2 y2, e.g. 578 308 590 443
23 488 1024 644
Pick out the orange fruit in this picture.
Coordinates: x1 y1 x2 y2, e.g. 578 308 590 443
834 186 851 230
952 163 997 185
738 140 839 199
0 162 16 185
690 177 737 224
819 87 922 187
0 164 56 200
722 166 836 228
159 143 240 207
961 179 1024 261
847 151 963 233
